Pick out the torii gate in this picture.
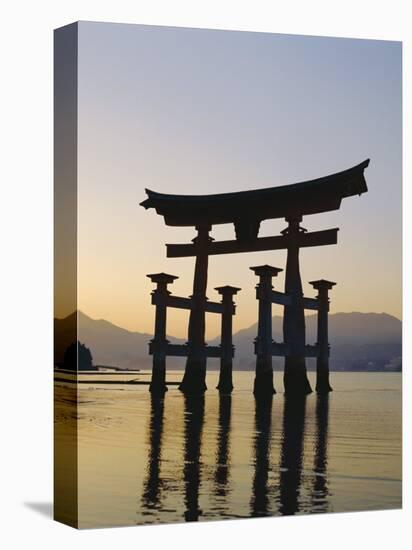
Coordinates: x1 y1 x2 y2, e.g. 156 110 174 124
141 159 369 397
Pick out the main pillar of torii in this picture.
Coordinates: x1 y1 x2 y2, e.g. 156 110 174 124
282 215 312 394
179 225 212 393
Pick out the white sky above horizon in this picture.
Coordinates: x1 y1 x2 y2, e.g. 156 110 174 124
72 22 401 338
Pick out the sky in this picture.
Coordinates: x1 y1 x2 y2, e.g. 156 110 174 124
71 21 401 338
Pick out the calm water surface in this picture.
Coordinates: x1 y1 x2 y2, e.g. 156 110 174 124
55 371 401 528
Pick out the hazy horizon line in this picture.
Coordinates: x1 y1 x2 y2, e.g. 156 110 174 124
55 308 403 338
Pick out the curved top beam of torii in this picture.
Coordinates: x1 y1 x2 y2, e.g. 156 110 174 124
140 159 369 231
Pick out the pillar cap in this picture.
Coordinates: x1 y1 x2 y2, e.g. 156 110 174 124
309 279 336 290
215 285 241 295
146 272 178 284
250 265 283 277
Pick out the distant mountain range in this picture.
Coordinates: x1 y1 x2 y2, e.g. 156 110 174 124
230 312 402 371
54 311 402 372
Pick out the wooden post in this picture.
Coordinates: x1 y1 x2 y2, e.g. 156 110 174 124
282 216 312 395
215 285 241 393
147 272 178 395
309 279 336 393
250 265 282 398
179 225 212 394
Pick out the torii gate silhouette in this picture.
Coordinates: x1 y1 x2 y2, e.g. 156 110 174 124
141 159 369 398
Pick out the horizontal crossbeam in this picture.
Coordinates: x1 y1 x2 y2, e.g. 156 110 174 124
270 291 318 309
305 344 320 357
149 342 230 358
167 228 339 258
267 342 320 357
152 293 233 314
204 346 225 358
303 297 319 310
271 290 292 306
272 342 290 356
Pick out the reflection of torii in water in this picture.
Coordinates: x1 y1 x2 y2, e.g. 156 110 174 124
141 159 369 397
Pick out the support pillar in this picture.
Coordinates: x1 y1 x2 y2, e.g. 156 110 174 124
215 285 241 393
147 272 178 395
179 225 212 394
309 279 336 393
250 265 282 398
282 216 312 395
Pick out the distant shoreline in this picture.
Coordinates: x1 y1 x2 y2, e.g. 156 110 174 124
55 367 401 374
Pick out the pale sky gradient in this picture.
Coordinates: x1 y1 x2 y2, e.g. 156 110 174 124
74 22 401 338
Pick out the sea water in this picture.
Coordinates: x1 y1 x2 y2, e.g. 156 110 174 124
55 371 401 528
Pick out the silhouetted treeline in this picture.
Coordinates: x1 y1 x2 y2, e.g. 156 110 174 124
62 340 96 371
